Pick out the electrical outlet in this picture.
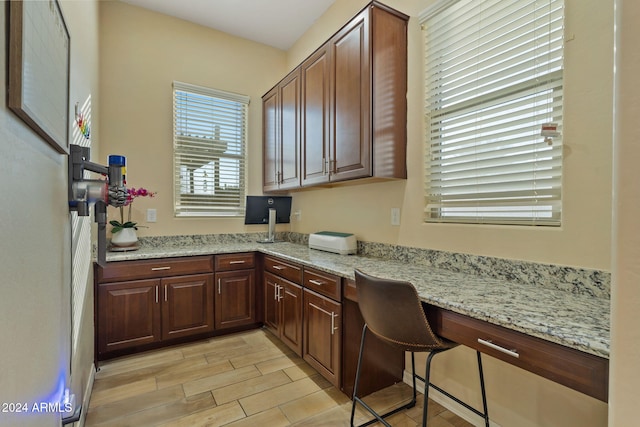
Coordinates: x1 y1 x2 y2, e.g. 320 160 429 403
391 208 400 226
146 208 157 223
293 210 302 221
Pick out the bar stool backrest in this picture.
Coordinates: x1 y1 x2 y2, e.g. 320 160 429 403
354 269 450 352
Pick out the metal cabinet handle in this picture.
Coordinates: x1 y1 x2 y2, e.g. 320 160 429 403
277 285 283 301
155 286 158 304
218 278 221 295
309 279 324 286
164 285 168 302
331 312 338 335
151 266 171 271
477 338 519 358
272 265 286 270
229 260 245 264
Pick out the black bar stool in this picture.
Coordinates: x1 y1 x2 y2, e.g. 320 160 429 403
350 269 490 427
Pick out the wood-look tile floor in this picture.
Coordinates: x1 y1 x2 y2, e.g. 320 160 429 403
86 329 472 427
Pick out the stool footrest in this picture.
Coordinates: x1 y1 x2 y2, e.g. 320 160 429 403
353 395 417 427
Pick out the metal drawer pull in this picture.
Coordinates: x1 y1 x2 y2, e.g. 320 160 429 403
164 285 168 302
272 265 286 270
229 260 245 264
309 279 325 286
151 266 171 271
477 338 519 358
218 278 221 294
155 286 158 303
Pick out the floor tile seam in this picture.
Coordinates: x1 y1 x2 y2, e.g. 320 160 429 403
183 364 266 397
211 369 295 404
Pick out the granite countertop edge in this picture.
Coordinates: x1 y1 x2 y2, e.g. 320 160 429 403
105 241 610 359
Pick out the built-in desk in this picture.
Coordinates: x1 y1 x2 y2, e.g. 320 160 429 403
342 279 608 402
107 237 610 402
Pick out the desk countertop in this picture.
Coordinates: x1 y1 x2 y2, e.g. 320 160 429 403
106 241 610 359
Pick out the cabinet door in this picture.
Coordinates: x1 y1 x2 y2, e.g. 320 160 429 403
215 270 255 330
279 70 301 189
303 289 342 387
97 279 161 355
301 45 331 186
330 8 371 182
280 280 304 356
162 274 214 340
264 271 280 334
263 87 279 192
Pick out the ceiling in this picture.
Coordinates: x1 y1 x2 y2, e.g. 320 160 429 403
121 0 337 50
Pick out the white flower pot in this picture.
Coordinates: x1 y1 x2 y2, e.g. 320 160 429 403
111 228 138 247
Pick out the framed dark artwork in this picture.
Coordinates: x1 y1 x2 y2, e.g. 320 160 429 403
8 0 71 154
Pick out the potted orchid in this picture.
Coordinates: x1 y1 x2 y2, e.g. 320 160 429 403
110 187 156 247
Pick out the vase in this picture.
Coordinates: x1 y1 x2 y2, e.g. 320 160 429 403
111 228 138 247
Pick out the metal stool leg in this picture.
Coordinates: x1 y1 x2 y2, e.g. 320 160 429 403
419 349 490 427
421 349 441 427
477 351 490 427
351 325 419 427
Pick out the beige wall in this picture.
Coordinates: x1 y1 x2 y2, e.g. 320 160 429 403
287 0 613 271
98 1 287 237
97 1 618 426
0 1 99 426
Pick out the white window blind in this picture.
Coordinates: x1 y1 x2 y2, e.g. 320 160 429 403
421 0 564 225
173 81 249 217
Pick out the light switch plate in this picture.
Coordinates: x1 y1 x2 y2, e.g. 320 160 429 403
391 208 400 226
146 208 157 223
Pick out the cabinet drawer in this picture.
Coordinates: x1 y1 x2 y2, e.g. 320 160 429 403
303 267 341 301
97 256 214 283
264 255 302 284
215 252 255 271
427 306 609 402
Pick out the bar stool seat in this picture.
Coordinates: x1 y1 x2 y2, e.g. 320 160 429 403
350 269 490 427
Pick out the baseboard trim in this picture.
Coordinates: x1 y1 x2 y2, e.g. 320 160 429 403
402 370 501 427
75 363 96 427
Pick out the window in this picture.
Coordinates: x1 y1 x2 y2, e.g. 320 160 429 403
173 81 249 217
421 0 564 225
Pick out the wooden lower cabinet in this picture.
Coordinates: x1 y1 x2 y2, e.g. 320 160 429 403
97 279 162 354
303 288 342 387
97 273 214 356
264 271 304 355
162 274 215 340
215 269 256 329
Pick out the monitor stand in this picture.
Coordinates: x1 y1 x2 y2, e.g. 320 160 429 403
257 208 279 243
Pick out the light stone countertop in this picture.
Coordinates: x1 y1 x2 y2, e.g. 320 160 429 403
106 241 610 359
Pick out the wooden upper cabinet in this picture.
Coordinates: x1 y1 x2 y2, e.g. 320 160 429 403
263 1 408 192
301 45 331 186
263 69 301 192
263 87 279 192
330 7 371 182
280 70 302 189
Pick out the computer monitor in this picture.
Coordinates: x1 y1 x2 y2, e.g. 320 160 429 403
244 196 292 225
